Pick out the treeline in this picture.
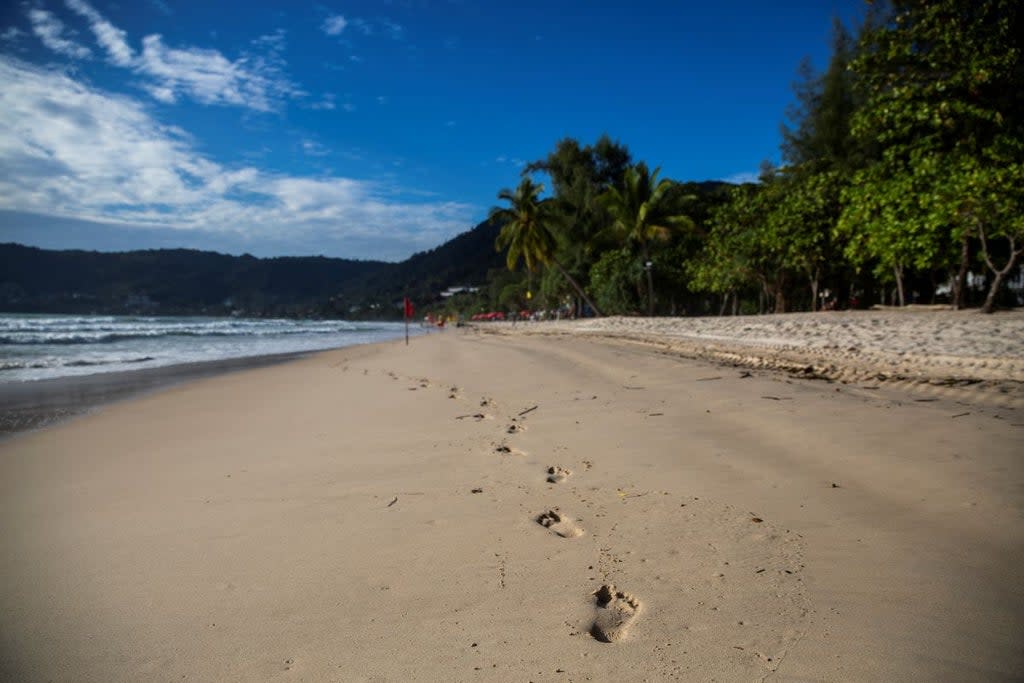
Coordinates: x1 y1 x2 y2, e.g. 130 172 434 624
447 0 1022 319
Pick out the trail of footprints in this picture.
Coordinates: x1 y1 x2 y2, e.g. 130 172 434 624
385 368 642 643
362 365 806 673
473 387 642 645
380 370 643 643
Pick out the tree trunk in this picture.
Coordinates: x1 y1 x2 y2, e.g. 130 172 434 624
642 244 655 317
981 269 1010 314
732 292 740 316
979 228 1024 314
773 274 787 314
718 292 729 316
809 267 820 312
893 263 905 307
951 234 970 310
552 258 603 317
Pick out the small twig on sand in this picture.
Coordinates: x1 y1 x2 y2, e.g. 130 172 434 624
951 412 970 419
761 396 792 401
387 496 398 507
518 405 538 417
696 376 722 382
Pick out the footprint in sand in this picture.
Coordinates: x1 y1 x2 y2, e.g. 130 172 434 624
546 466 572 484
536 510 583 538
590 584 641 643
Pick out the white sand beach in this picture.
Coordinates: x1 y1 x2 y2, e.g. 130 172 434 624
2 310 1022 681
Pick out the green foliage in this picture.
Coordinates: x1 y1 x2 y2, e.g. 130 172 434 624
850 0 1020 155
589 249 641 315
523 136 633 301
840 0 1024 307
490 173 606 316
839 149 962 279
689 184 777 303
491 177 557 274
599 163 695 314
782 19 860 172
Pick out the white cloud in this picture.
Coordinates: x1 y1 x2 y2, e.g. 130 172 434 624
494 155 524 167
136 34 296 111
58 0 298 111
143 83 176 103
309 94 336 110
322 15 347 36
65 0 134 66
28 8 92 59
2 27 26 42
301 139 330 157
381 20 404 41
0 56 473 259
721 171 759 184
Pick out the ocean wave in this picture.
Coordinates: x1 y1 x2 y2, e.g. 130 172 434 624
0 326 378 345
0 356 157 371
0 314 410 382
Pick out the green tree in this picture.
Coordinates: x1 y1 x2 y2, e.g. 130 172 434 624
775 18 862 310
589 248 642 315
490 177 604 316
690 176 807 314
523 135 633 311
771 169 844 310
842 0 1023 310
781 18 861 173
600 163 694 315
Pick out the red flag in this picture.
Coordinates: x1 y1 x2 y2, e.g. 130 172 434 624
403 297 414 319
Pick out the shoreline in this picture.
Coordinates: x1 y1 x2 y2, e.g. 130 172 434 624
0 349 315 438
4 309 1021 439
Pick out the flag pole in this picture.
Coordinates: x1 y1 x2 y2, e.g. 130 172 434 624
403 295 410 346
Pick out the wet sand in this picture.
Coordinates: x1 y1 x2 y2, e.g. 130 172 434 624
0 351 311 437
1 318 1022 681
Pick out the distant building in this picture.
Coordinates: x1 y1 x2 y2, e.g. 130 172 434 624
440 286 479 298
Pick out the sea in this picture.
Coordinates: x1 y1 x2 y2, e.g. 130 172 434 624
0 313 418 383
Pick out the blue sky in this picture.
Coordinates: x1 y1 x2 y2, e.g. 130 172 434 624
0 0 865 261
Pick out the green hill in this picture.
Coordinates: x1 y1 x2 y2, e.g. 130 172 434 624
0 218 504 319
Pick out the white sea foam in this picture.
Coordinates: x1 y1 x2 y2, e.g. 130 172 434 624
0 314 418 382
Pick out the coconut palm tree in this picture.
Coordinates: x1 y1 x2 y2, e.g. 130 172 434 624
491 177 603 316
600 163 694 315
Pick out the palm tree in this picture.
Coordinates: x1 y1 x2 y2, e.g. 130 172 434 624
491 177 603 316
600 163 693 316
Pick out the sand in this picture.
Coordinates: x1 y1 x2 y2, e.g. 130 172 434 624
1 311 1022 681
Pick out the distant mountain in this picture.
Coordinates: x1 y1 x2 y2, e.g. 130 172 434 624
0 218 504 319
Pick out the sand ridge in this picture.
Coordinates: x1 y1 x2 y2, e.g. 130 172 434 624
484 309 1024 406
